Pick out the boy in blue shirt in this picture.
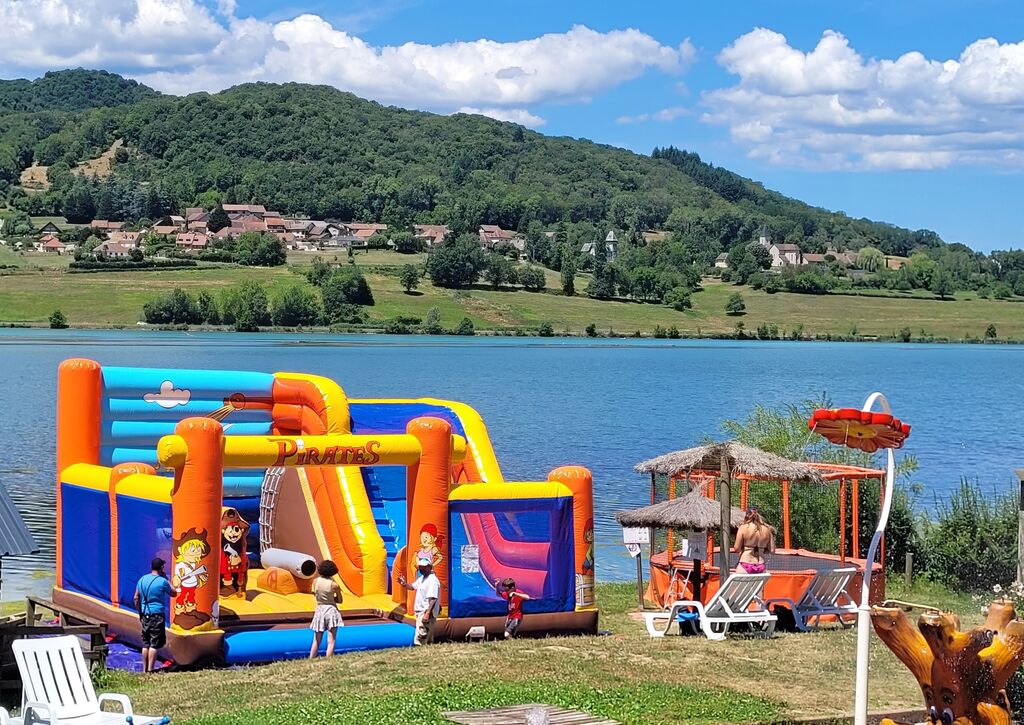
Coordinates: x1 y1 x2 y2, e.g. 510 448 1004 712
134 558 177 673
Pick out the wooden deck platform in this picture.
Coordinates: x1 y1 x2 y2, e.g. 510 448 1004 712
443 703 620 725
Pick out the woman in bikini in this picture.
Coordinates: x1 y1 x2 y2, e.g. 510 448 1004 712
732 508 775 574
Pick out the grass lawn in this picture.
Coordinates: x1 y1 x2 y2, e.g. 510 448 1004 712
73 578 970 725
2 254 1023 340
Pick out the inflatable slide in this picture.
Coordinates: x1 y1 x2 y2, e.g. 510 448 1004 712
52 360 596 665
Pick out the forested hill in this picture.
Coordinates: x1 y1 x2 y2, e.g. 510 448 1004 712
0 69 158 115
1 73 943 256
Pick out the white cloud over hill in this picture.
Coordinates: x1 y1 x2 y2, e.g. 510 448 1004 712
0 0 694 128
704 28 1024 170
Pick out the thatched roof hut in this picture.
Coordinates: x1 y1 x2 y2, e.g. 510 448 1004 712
634 440 823 585
615 489 745 530
634 440 825 483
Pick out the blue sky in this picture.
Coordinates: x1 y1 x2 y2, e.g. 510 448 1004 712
2 0 1023 251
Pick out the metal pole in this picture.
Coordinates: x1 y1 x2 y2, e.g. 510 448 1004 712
1017 470 1024 586
854 391 895 725
636 554 644 610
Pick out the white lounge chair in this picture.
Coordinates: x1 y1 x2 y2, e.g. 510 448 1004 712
644 572 776 640
766 567 858 631
11 635 170 724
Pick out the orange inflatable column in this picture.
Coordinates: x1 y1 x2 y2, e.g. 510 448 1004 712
548 466 595 610
170 418 224 632
109 463 157 606
405 417 453 613
56 358 103 588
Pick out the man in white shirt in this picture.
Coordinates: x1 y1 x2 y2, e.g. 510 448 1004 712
398 556 441 645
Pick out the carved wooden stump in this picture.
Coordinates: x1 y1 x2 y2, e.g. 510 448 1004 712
872 599 1024 725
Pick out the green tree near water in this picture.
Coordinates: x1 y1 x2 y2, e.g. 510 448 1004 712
425 236 487 289
725 292 746 315
48 309 68 329
271 285 321 327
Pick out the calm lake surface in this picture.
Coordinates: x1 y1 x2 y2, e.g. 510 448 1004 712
1 329 1022 598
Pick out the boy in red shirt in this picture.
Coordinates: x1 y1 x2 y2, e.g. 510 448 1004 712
495 577 530 639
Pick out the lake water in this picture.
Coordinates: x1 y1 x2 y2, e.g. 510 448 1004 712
1 329 1022 599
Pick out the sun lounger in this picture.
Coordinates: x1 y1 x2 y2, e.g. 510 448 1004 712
644 572 776 640
766 566 858 631
11 635 170 724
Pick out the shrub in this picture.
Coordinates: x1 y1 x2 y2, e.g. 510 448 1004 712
518 265 546 291
653 325 667 339
725 292 745 316
585 323 598 338
663 286 692 311
920 480 1017 591
455 317 475 336
667 325 681 339
422 307 444 335
898 327 912 343
538 322 554 337
48 309 68 329
986 323 998 339
142 288 201 325
383 316 422 334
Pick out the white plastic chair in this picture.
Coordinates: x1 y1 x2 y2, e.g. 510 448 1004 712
11 635 169 724
766 567 858 631
644 572 776 640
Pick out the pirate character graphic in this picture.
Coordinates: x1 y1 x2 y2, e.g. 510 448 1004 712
220 508 250 598
172 528 211 617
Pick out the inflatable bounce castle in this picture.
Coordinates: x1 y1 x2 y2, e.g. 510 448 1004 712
53 359 596 665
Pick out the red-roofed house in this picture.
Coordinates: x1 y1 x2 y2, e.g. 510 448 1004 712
96 241 133 258
39 235 66 253
108 231 141 248
175 232 209 251
90 219 124 233
414 224 449 248
152 225 177 236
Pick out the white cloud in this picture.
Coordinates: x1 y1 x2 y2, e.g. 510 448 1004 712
0 1 693 120
616 105 689 124
456 107 546 128
704 28 1024 170
143 380 191 408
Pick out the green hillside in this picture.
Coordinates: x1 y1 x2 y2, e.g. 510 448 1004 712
0 69 158 115
1 73 936 257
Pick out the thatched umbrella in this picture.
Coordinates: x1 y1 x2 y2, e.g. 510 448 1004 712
634 440 824 586
615 488 745 530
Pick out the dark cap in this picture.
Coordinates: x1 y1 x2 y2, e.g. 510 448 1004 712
151 557 166 571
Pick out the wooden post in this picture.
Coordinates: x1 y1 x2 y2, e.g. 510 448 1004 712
904 552 913 587
667 476 676 559
839 478 847 563
719 458 731 587
1017 470 1024 586
781 479 791 549
692 558 703 603
852 478 860 558
740 476 749 510
649 473 656 561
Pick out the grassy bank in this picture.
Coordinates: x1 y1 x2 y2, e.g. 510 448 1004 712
2 250 1023 340
50 578 965 725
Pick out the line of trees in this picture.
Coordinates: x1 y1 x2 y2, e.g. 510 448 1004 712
142 264 374 331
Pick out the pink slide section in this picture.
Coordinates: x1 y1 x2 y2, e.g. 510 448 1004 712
463 513 549 595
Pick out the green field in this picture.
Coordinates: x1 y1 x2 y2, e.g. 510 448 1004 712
1 250 1022 339
5 577 953 724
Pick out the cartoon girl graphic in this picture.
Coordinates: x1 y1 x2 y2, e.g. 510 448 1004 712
581 518 595 577
172 528 211 616
416 523 444 568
